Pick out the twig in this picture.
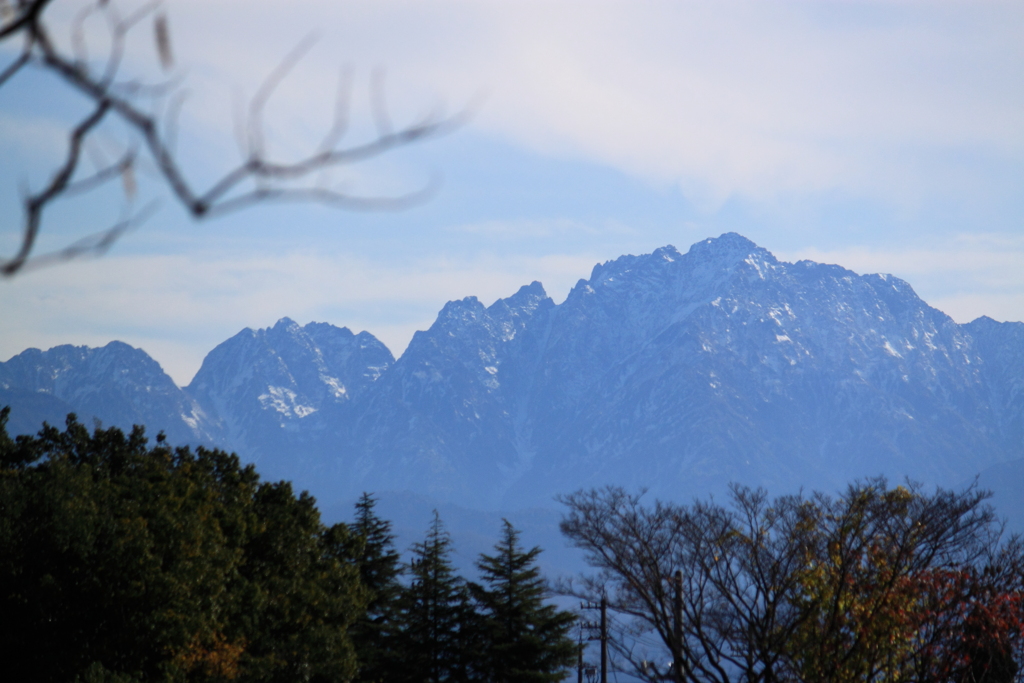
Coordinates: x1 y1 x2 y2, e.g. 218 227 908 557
202 174 441 218
1 0 470 277
63 149 136 197
15 200 158 272
247 33 317 160
100 0 159 87
370 66 393 138
317 65 353 154
0 37 30 87
2 101 111 275
162 87 188 157
0 0 53 42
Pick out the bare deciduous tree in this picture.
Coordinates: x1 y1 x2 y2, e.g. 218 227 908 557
0 0 467 276
558 480 1024 683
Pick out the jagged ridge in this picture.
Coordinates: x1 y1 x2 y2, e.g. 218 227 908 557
2 234 1022 510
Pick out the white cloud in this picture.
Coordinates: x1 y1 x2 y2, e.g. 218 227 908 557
36 0 1022 207
0 247 601 385
150 1 1024 208
3 0 1023 377
777 234 1024 323
5 232 1019 390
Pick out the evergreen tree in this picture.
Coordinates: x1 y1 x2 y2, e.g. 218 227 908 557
350 492 403 683
0 408 367 683
470 520 577 683
393 511 481 683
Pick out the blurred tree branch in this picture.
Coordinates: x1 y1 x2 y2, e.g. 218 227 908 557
0 0 467 276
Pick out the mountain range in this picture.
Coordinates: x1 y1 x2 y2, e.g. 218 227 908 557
3 233 1022 524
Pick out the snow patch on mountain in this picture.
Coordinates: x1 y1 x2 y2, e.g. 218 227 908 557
2 234 1022 515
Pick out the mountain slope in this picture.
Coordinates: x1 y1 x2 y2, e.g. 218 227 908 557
185 318 393 485
0 342 212 445
2 234 1021 514
341 233 1016 508
342 282 554 505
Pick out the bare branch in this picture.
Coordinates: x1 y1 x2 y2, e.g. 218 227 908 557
15 200 157 273
1 0 468 277
162 87 187 157
110 70 184 98
120 154 135 198
559 481 1021 683
317 65 353 154
153 11 171 71
370 66 392 138
247 33 317 159
2 100 110 275
63 149 135 197
69 2 95 65
0 0 52 42
100 0 160 87
202 174 441 218
0 35 30 87
196 112 458 209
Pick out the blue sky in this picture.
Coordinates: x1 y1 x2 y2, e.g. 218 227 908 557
2 0 1023 385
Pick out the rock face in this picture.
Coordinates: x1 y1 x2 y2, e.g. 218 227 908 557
340 234 1021 508
0 341 213 445
344 281 555 504
3 234 1022 510
184 318 394 485
963 316 1024 454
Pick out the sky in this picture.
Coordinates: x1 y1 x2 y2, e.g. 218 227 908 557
1 0 1023 386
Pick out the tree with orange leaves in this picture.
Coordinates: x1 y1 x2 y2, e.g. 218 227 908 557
560 479 1024 683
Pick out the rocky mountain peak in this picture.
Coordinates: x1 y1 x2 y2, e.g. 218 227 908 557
0 341 211 445
3 234 1022 514
271 316 300 332
494 280 549 309
686 231 767 262
433 297 487 329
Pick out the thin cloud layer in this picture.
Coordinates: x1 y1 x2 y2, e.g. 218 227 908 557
0 248 602 384
150 0 1024 207
2 0 1022 376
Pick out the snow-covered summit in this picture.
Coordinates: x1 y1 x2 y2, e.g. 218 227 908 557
2 234 1021 511
0 341 212 445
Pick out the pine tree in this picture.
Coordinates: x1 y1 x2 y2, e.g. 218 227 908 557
470 520 577 683
392 511 481 683
350 492 403 683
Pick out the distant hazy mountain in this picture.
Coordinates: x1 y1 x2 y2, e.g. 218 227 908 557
0 342 214 445
337 233 1022 508
184 318 393 485
3 233 1022 515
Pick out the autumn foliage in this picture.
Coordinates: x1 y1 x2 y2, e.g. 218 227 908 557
560 481 1024 683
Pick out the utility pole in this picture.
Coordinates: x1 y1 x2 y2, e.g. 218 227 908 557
672 569 684 683
581 598 609 683
578 622 584 683
640 572 686 682
600 596 607 683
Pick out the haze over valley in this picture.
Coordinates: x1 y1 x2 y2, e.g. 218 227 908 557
4 233 1022 560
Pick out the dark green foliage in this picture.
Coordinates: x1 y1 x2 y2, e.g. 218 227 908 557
350 493 403 683
0 407 366 683
392 512 482 683
470 520 577 683
0 408 580 683
468 518 577 683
